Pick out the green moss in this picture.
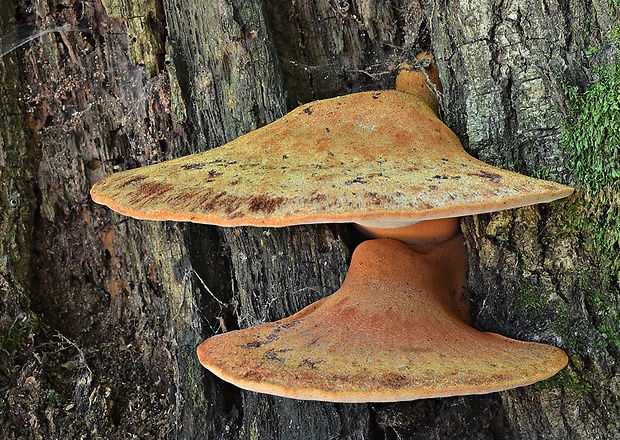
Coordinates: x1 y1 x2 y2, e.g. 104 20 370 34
1 314 35 353
538 355 594 394
165 42 187 123
550 301 578 350
552 195 620 352
560 36 620 351
563 63 620 195
591 289 620 351
532 166 551 180
45 388 65 407
513 283 548 311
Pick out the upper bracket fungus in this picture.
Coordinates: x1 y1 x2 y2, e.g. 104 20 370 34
91 55 573 402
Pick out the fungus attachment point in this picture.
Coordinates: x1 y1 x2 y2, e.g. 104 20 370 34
355 217 460 245
197 235 568 403
395 52 443 115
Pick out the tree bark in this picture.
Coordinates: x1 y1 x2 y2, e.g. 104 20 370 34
1 0 618 439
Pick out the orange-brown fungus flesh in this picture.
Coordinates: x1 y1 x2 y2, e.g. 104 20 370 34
356 217 460 245
197 235 568 402
395 53 443 115
90 90 573 228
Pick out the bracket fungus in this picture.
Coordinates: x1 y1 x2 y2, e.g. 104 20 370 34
198 235 567 402
91 56 573 402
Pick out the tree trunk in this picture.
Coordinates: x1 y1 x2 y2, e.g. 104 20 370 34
1 0 618 439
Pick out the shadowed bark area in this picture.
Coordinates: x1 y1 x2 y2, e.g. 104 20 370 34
1 0 618 438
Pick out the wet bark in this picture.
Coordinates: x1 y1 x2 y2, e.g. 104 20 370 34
0 0 618 439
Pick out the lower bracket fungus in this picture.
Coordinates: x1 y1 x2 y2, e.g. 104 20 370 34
91 55 573 402
197 235 568 402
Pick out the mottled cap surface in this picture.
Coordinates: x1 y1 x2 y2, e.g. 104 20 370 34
197 236 568 402
91 90 573 227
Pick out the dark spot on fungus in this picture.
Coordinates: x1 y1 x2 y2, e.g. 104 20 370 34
239 161 264 170
243 322 300 349
248 195 285 213
181 162 206 170
468 170 503 183
241 368 267 381
300 359 323 369
304 106 314 115
134 181 174 203
346 176 367 185
258 320 302 346
243 340 263 349
276 321 300 330
265 348 290 363
118 175 147 188
204 169 223 182
365 192 391 205
380 373 409 389
197 191 228 211
309 192 327 203
206 158 237 167
224 199 244 215
262 331 279 344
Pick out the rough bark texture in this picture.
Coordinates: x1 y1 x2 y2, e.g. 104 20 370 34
1 0 618 439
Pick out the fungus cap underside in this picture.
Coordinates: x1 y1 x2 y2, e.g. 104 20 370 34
91 90 573 227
